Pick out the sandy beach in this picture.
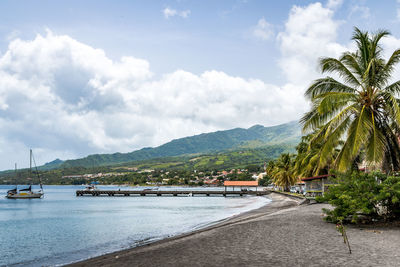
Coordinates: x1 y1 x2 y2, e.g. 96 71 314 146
69 193 400 267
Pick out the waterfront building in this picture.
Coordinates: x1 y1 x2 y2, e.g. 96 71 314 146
302 174 335 197
224 180 258 192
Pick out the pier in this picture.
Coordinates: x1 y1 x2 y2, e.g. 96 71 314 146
76 189 270 197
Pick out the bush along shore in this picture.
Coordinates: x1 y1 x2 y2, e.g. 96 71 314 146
318 172 400 224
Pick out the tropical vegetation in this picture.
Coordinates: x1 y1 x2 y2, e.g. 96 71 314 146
293 27 400 223
267 153 296 191
264 28 400 224
319 172 400 223
301 27 400 173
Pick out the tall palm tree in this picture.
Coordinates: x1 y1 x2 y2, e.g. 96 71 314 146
301 27 400 173
271 153 296 191
294 131 341 177
294 135 318 177
266 160 275 176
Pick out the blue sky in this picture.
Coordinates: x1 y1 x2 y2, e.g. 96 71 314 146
0 0 289 82
1 0 400 169
3 0 397 82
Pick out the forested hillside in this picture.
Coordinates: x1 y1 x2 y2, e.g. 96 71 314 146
59 121 301 168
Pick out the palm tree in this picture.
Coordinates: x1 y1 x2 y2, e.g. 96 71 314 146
266 160 275 176
294 134 324 177
301 27 400 173
271 153 296 191
294 131 340 177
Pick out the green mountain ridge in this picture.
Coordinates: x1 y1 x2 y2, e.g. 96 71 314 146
55 120 301 168
0 121 301 183
1 120 301 174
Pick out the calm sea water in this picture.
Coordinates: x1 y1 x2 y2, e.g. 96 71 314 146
0 185 270 266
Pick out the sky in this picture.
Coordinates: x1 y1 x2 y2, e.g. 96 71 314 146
1 0 400 169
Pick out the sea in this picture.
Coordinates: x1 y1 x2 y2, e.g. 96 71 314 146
0 185 271 266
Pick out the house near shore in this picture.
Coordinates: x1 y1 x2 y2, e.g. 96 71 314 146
302 174 336 197
203 178 219 185
256 172 267 181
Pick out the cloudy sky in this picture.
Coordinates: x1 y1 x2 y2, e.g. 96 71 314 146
1 0 400 169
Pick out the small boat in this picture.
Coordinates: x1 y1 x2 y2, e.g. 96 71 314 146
7 185 43 199
187 192 193 197
84 184 98 191
6 150 44 199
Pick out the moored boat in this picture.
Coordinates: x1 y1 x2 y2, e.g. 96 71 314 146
84 184 98 191
7 186 43 199
6 150 44 199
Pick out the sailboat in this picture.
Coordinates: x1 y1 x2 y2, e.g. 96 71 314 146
6 149 44 199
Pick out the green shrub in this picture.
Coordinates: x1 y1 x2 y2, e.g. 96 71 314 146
259 176 271 186
378 176 400 219
319 171 400 223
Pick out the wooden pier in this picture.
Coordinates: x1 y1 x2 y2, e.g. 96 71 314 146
76 189 270 197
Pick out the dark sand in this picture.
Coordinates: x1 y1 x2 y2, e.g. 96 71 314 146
69 193 400 267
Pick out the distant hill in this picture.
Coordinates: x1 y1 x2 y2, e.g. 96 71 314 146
39 159 64 170
58 121 301 168
120 145 297 172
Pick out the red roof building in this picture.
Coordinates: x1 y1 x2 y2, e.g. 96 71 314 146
224 181 258 186
223 180 259 192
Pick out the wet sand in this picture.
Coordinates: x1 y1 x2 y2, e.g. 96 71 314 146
69 193 400 267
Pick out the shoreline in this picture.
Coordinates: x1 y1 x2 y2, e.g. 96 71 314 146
1 187 271 267
67 193 301 266
68 193 400 267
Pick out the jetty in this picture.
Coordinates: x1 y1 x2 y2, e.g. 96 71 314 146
76 181 271 197
76 189 270 197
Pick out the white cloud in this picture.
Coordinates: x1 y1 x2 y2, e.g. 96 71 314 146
277 2 347 85
348 4 370 19
163 7 177 18
326 0 343 10
0 31 307 169
381 35 400 84
253 18 274 40
163 7 191 19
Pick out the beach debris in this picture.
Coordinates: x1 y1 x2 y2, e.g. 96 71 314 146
336 221 352 254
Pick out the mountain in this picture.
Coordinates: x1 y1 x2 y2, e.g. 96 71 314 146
39 159 64 170
59 121 301 168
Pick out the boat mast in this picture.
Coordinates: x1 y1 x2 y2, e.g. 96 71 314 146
30 149 32 178
14 163 17 190
31 150 43 191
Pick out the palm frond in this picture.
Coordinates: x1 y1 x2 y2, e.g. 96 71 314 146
305 77 358 100
340 52 363 80
365 111 385 164
316 92 356 114
319 57 362 88
384 80 400 95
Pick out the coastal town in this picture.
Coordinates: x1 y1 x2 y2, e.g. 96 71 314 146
60 167 270 187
